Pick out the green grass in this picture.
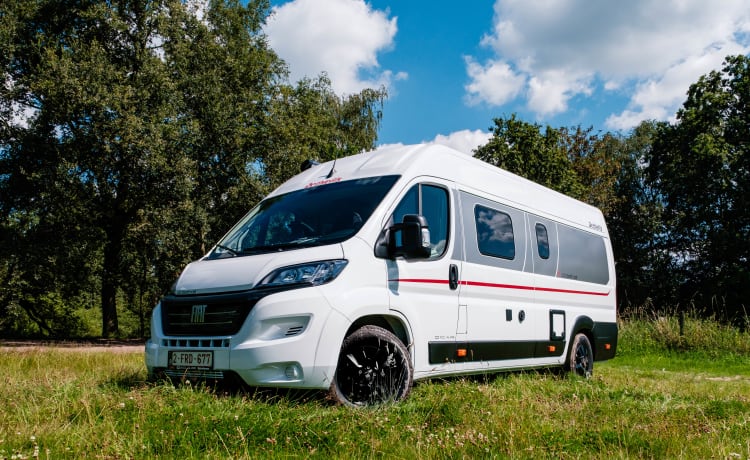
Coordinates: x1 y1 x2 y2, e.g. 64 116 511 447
1 317 749 459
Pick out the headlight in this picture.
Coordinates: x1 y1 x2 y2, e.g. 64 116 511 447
258 260 348 288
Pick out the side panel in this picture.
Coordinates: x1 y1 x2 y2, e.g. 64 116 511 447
450 188 616 371
456 191 549 370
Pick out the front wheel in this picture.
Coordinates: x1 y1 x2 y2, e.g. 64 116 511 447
329 325 413 406
565 332 594 378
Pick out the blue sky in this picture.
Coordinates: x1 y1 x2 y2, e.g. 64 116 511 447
264 0 750 153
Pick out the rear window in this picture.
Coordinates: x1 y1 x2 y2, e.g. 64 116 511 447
557 225 609 284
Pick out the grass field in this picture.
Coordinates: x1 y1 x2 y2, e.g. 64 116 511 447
1 316 749 459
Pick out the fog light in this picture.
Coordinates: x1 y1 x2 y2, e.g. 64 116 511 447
284 364 302 380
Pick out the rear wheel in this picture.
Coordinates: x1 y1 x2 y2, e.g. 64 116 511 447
329 325 413 406
565 332 594 378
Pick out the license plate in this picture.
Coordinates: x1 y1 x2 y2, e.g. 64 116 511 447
168 351 214 370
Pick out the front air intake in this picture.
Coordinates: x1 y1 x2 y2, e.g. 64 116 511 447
160 290 263 336
162 302 252 336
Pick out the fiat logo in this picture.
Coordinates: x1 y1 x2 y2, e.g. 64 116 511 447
191 304 207 323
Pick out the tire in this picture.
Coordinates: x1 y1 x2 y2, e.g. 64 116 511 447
565 332 594 378
329 325 413 406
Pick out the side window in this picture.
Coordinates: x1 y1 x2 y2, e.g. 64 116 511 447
392 184 449 258
557 225 609 285
535 223 550 259
531 216 558 276
474 205 515 259
392 186 419 225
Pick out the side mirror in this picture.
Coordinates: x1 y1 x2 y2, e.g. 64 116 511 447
375 214 431 259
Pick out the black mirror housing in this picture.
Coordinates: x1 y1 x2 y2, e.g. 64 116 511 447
375 214 431 259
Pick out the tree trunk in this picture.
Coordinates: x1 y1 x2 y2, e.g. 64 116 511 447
100 217 127 338
101 244 119 338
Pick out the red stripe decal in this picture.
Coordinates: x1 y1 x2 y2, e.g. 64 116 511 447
389 278 610 296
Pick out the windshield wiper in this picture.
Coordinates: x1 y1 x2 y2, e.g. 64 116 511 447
214 244 239 256
242 238 317 254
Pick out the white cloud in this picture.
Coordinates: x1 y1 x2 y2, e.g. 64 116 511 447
464 58 525 106
527 69 592 116
606 41 748 130
376 130 492 155
264 0 405 95
428 130 492 155
467 0 750 128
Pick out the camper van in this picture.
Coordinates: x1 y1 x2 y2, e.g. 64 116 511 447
145 144 618 406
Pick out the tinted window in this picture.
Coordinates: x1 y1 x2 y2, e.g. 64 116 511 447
392 184 449 258
392 186 419 226
557 225 609 284
535 223 550 259
475 205 515 259
422 186 449 257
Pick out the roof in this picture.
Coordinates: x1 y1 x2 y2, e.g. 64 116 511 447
271 144 608 236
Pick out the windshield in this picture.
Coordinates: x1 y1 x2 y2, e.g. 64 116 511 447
208 175 400 258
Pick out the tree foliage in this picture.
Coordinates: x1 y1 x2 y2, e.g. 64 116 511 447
474 115 583 198
474 117 679 315
2 0 747 337
0 0 385 337
646 55 750 323
475 56 750 324
474 115 624 214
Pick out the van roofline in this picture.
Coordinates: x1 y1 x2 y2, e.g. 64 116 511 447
271 143 608 236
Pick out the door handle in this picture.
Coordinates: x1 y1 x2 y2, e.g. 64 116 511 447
449 264 459 290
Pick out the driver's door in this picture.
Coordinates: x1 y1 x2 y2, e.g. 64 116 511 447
384 180 463 375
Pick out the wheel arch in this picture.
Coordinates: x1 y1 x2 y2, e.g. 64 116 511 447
567 315 595 360
345 314 412 350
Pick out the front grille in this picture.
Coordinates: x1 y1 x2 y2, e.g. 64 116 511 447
161 290 263 336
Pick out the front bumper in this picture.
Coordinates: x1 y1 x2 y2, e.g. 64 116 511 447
145 286 349 390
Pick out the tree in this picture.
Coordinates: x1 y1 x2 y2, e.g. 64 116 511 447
474 115 583 197
646 55 750 323
474 115 676 314
262 75 385 188
1 0 201 337
1 0 387 338
605 121 677 312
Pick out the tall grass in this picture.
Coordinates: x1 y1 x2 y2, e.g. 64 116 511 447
1 316 748 459
620 308 750 353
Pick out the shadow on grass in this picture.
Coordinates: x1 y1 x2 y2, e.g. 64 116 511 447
152 373 333 404
101 370 331 406
102 369 151 391
104 367 574 407
421 366 566 388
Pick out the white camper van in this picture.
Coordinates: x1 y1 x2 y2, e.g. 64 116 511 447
145 144 618 406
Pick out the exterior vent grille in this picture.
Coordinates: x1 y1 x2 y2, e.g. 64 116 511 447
285 325 305 337
162 338 230 348
164 369 225 380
